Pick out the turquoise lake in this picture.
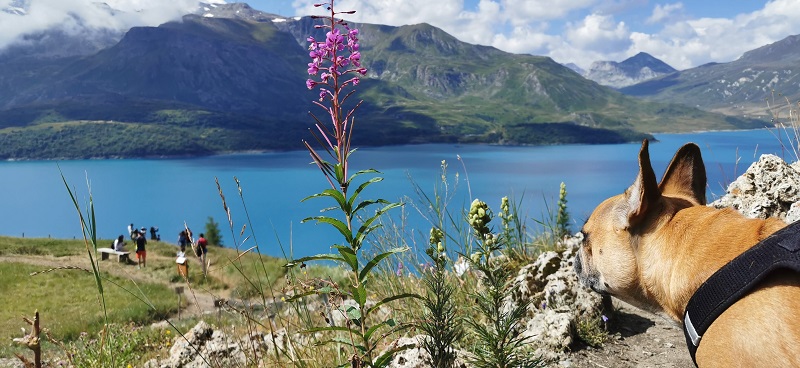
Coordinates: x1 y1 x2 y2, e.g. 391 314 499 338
0 129 793 258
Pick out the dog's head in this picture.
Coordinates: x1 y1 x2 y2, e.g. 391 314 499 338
574 140 707 304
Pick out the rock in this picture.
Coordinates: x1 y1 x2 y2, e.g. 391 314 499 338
508 239 608 363
710 154 800 223
382 335 470 368
144 321 246 368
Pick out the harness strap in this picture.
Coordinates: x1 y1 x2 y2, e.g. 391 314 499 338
683 220 800 366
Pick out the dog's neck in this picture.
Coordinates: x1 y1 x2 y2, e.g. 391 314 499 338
634 205 786 322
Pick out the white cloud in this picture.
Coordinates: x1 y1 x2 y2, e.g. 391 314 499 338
565 13 630 53
0 0 199 51
500 0 595 24
646 2 684 24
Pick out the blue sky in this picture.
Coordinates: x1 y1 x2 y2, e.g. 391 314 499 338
242 0 797 70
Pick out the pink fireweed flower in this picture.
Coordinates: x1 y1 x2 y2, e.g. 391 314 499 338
303 0 367 192
349 51 361 66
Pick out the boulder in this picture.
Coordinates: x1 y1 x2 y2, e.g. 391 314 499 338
508 237 608 363
144 321 245 368
382 335 471 368
710 154 800 223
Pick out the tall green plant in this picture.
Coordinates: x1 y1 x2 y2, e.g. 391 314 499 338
285 2 417 367
465 199 540 368
555 182 570 238
419 226 464 368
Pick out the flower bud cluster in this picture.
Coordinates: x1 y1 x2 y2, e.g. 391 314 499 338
468 198 492 235
425 226 446 264
498 196 513 230
429 227 445 252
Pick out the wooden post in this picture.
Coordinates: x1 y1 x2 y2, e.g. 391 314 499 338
13 310 42 368
175 286 184 320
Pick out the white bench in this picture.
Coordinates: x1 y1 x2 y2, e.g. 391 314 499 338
97 247 130 263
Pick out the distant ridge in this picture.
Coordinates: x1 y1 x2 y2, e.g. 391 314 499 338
620 34 800 117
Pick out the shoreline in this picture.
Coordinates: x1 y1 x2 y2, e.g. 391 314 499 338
1 127 780 162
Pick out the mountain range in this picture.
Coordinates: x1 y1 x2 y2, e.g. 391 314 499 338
0 2 771 159
620 34 800 117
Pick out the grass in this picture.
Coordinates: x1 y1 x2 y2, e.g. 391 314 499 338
0 236 87 257
0 234 348 362
0 262 175 354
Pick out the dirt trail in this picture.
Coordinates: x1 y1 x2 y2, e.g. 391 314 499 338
569 299 694 367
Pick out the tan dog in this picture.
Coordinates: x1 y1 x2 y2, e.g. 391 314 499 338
574 140 800 367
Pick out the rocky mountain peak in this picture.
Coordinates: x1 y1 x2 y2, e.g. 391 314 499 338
583 52 676 89
197 2 285 22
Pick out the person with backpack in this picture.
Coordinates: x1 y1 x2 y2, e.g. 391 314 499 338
197 233 209 276
177 230 189 253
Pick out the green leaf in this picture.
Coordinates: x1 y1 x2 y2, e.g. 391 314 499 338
284 290 317 303
359 247 409 283
363 318 399 343
348 168 380 183
367 293 422 317
334 163 345 183
373 343 416 368
302 188 346 206
352 198 389 216
302 216 352 242
305 326 362 338
354 202 402 246
333 245 358 271
357 202 402 235
353 224 382 251
344 305 362 321
284 253 345 267
348 177 383 208
351 285 367 307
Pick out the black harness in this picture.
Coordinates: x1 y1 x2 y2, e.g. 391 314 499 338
683 220 800 365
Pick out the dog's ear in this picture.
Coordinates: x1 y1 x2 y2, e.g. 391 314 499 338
617 139 661 229
658 143 707 205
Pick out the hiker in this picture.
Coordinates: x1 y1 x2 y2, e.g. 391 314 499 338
113 235 126 252
150 226 158 240
178 230 189 253
128 223 135 239
197 233 209 276
135 231 147 268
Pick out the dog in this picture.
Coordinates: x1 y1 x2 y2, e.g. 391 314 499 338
574 139 800 367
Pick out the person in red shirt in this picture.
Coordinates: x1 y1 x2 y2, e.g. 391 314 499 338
197 234 209 276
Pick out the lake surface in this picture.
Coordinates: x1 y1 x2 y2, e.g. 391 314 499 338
0 129 793 258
